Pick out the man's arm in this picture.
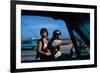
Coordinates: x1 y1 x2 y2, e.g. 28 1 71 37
51 39 72 47
61 40 72 45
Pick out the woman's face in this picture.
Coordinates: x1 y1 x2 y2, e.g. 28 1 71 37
42 31 47 37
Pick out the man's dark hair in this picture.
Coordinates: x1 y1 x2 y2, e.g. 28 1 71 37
53 30 61 39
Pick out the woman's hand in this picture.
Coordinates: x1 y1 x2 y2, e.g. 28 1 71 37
45 51 52 56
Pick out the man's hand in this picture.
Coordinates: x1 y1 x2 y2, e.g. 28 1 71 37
55 51 62 58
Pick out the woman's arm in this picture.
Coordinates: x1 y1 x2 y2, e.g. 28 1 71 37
38 41 46 55
38 41 51 56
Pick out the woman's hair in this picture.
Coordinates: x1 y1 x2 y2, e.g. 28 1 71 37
40 28 48 36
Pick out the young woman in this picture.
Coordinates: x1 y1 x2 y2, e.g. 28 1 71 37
37 28 53 61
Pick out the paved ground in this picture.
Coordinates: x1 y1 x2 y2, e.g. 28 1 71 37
21 44 90 63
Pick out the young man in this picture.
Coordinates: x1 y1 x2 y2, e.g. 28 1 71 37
50 30 72 60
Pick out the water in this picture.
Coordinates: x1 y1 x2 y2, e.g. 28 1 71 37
21 40 38 50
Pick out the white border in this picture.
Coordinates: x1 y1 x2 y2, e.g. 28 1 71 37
16 4 95 69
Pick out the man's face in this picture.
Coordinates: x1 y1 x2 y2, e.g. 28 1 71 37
56 34 61 39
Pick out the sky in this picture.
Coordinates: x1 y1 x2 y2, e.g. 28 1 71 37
21 15 71 40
